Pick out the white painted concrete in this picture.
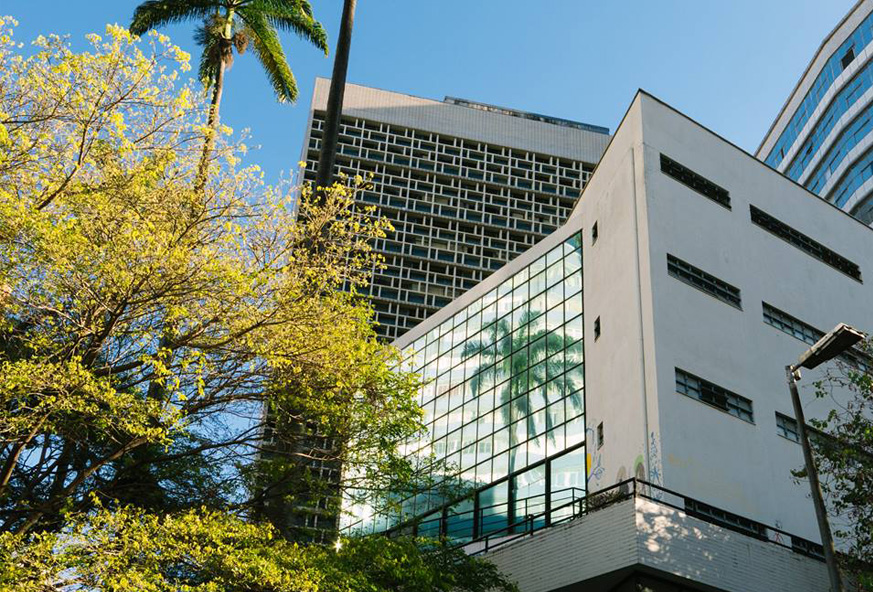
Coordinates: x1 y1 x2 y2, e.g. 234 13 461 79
485 497 829 592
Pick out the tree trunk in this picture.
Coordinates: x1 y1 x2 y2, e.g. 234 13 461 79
314 0 357 200
196 56 226 192
196 7 234 192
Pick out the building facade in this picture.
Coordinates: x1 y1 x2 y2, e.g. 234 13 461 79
758 0 873 223
301 79 610 339
346 91 873 591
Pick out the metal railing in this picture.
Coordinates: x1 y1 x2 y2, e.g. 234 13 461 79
453 478 826 561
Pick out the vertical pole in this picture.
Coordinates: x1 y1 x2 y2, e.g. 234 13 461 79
787 365 843 592
544 459 552 527
315 0 357 195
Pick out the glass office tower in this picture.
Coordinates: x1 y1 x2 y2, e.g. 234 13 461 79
758 2 873 223
343 232 586 541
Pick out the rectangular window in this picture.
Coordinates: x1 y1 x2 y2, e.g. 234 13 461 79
750 206 862 282
660 154 731 209
675 368 753 423
762 302 870 371
667 255 742 309
776 413 800 443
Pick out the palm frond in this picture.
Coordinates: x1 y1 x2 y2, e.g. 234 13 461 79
130 0 219 36
238 11 297 103
247 0 328 54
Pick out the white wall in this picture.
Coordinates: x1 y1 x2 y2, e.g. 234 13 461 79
309 78 610 164
635 93 873 542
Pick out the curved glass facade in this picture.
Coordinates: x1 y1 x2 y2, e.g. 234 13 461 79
343 233 587 541
763 5 873 224
765 10 873 169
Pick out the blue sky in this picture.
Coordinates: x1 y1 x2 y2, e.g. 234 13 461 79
5 0 856 184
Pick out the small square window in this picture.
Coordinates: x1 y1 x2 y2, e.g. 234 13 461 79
594 316 601 340
841 46 855 71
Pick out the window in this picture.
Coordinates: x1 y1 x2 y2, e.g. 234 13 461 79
667 255 742 309
597 422 604 449
675 368 753 423
594 316 601 340
750 206 862 282
591 221 598 245
841 46 855 71
776 413 800 443
762 302 871 371
660 154 731 209
685 498 766 539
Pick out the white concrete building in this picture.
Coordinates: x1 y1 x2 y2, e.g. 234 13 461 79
301 79 609 339
346 90 873 591
758 0 873 224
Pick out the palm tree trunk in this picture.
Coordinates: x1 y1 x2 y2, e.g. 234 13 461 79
196 7 234 192
314 0 356 200
195 59 226 191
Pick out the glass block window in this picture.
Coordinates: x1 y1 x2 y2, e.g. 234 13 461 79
342 233 586 539
667 255 742 309
776 413 800 443
750 206 862 282
762 302 871 372
660 154 731 209
762 303 821 344
675 368 754 423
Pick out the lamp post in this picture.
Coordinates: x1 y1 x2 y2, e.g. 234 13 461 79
787 323 865 592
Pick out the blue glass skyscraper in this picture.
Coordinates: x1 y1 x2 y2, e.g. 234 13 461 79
758 0 873 223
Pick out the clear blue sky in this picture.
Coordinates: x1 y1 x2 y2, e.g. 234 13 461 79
5 0 857 184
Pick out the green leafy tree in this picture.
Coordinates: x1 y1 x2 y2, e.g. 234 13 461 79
810 351 873 590
0 19 518 592
0 502 517 592
129 0 328 184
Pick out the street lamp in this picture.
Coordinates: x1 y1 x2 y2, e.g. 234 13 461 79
787 323 865 592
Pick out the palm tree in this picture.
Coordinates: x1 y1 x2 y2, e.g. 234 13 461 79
314 0 356 197
129 0 328 186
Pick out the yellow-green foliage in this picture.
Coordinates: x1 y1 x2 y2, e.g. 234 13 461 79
0 17 414 532
0 19 519 592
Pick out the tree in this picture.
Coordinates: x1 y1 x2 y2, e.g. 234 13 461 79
129 0 328 186
809 352 873 590
314 0 356 196
0 17 407 534
0 502 517 592
0 19 517 591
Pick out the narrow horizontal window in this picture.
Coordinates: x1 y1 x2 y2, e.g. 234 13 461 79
750 206 862 282
675 368 753 423
660 154 731 209
776 412 800 443
762 302 871 371
667 255 741 309
685 498 766 539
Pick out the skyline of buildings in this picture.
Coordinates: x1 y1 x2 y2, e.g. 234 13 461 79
294 3 873 589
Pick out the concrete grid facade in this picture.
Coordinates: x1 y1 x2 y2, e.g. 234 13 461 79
301 79 609 339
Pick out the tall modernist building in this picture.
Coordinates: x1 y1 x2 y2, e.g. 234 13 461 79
345 91 873 592
758 0 873 223
300 79 610 339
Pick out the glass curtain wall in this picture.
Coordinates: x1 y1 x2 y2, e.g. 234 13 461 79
343 232 587 541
